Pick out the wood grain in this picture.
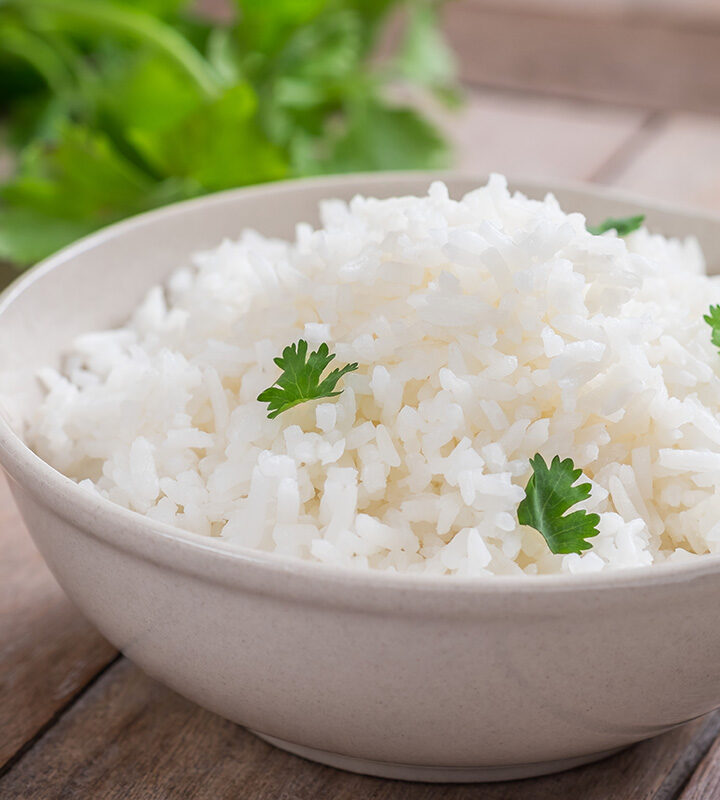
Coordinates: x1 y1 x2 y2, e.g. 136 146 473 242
452 0 720 29
679 732 720 800
605 113 720 213
0 474 117 769
0 657 718 800
444 3 720 113
442 89 648 182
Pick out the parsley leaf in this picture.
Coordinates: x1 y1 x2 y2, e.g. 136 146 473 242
517 454 600 555
257 340 358 419
235 0 329 56
322 100 449 174
0 206 96 264
0 0 457 268
587 215 645 236
704 305 720 352
0 0 454 267
0 123 171 263
131 84 288 191
100 52 204 133
2 124 156 221
394 0 460 107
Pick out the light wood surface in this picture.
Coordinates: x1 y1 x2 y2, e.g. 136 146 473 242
607 113 720 209
4 80 720 797
440 89 648 182
455 0 720 26
444 1 720 113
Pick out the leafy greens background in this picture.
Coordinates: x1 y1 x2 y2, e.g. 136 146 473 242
0 0 458 266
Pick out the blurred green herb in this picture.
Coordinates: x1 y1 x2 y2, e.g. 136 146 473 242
703 305 720 353
0 0 457 266
587 214 645 237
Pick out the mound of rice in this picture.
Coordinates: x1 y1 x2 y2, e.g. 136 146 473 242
30 175 720 576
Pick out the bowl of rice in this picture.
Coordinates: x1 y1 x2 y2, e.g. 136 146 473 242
3 172 720 782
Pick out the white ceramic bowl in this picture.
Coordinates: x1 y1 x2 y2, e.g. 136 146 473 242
2 173 720 783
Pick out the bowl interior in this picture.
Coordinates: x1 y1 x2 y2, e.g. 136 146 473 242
1 172 719 439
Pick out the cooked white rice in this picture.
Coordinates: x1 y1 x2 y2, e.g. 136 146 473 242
30 175 720 576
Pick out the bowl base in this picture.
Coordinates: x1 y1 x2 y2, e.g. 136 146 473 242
249 731 625 783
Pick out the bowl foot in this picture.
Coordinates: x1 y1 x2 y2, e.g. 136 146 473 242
249 731 625 783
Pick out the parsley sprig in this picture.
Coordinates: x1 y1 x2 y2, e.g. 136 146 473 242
704 305 720 353
257 340 358 420
0 0 455 267
518 454 600 555
587 215 645 237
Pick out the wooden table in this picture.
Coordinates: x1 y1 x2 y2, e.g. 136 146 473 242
4 86 720 799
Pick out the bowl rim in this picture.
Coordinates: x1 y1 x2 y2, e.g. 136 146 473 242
3 169 720 599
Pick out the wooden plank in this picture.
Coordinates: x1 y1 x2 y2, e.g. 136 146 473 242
442 89 648 182
452 0 720 29
0 473 117 769
443 3 720 113
679 733 720 800
1 657 718 800
604 113 720 213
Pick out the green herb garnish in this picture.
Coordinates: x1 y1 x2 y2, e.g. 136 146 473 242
257 340 358 419
0 0 456 267
587 215 645 237
704 305 720 352
518 454 600 555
